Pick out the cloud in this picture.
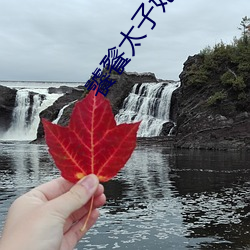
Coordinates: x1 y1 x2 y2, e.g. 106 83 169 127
0 0 249 82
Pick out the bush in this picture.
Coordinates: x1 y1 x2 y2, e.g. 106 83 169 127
186 64 209 86
212 42 234 66
207 91 228 106
200 46 213 56
238 61 250 72
221 71 236 86
203 54 219 71
187 27 250 110
233 76 246 91
221 71 246 91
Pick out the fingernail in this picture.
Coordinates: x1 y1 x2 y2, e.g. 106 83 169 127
78 174 98 191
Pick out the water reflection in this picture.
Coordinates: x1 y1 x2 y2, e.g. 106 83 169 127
0 143 250 249
83 146 188 249
170 150 250 249
0 143 57 190
0 142 58 230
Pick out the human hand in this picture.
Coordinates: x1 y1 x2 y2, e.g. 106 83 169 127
0 174 106 250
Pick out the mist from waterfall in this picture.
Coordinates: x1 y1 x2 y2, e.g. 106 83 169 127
1 89 62 141
0 80 179 141
115 81 180 137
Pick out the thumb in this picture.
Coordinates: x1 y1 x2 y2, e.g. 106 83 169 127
47 174 99 219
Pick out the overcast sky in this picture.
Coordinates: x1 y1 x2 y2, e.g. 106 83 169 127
0 0 249 82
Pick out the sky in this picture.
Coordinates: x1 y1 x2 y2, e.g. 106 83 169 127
0 0 249 82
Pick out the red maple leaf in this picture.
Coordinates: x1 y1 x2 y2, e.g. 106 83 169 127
42 90 140 183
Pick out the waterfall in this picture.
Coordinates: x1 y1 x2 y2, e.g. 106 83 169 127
53 100 78 124
1 89 62 141
115 81 180 137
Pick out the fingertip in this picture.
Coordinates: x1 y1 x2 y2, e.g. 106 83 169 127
100 193 106 206
92 208 100 218
99 183 104 193
93 193 106 209
94 184 104 197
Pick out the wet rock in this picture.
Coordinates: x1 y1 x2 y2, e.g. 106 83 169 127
0 85 17 132
160 122 175 136
36 87 87 139
48 85 85 94
35 71 160 141
235 112 249 122
106 71 158 115
48 86 73 94
34 70 178 142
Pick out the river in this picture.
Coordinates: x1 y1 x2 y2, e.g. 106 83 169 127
0 142 250 249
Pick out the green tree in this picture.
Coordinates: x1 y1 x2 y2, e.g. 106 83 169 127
238 16 250 44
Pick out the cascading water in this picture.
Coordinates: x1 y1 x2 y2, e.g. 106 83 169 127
1 89 62 141
52 100 78 124
115 81 180 137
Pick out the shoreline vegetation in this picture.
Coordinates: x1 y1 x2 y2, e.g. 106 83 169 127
173 17 250 151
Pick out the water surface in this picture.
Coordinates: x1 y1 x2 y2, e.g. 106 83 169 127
0 142 250 249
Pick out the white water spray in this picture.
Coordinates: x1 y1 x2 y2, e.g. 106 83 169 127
115 81 180 137
1 89 62 141
53 100 78 124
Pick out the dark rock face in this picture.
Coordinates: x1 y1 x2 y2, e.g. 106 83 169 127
26 92 46 124
36 87 87 139
175 55 250 151
106 71 158 115
0 85 17 132
48 85 85 94
169 87 181 122
159 122 175 136
35 71 158 141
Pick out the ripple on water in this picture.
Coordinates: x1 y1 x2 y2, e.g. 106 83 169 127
1 144 250 249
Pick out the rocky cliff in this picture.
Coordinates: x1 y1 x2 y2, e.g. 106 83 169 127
35 71 158 140
0 85 17 133
3 43 249 151
173 53 250 151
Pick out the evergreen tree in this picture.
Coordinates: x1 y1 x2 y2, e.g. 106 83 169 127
238 16 250 44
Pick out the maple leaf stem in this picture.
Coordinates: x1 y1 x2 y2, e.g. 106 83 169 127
80 196 94 232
